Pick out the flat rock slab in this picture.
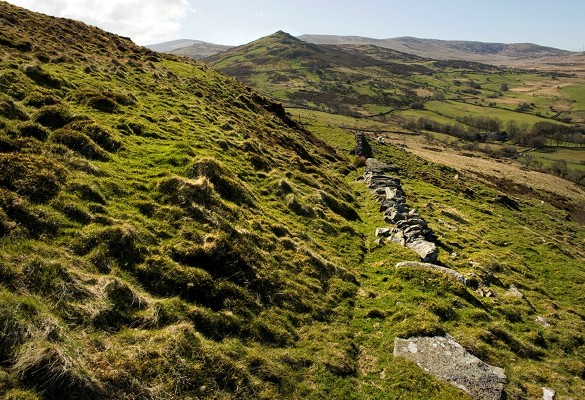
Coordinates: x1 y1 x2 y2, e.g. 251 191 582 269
405 240 438 263
365 157 396 173
394 336 507 400
395 261 467 285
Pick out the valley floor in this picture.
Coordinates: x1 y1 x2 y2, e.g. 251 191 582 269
385 132 585 204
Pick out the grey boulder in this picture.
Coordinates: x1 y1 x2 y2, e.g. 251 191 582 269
394 335 507 400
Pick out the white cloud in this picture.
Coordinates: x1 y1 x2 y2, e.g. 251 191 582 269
6 0 191 44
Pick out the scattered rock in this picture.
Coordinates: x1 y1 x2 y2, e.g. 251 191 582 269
492 194 520 211
535 316 551 328
507 285 523 298
391 238 406 246
542 387 555 400
373 237 385 247
477 287 495 297
384 209 406 223
375 227 391 237
464 273 480 289
393 335 507 400
365 157 396 173
366 309 387 319
384 186 401 200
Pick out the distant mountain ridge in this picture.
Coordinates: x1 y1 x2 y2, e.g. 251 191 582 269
203 31 500 116
298 34 578 67
149 34 584 68
146 39 232 59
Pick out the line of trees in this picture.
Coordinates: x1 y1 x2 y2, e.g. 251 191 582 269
398 116 506 143
399 115 585 148
508 120 585 148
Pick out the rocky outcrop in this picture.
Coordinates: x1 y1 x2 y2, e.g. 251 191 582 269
359 139 507 399
506 285 524 298
405 240 439 264
355 132 373 158
365 157 396 173
394 336 507 400
362 157 438 263
491 194 520 210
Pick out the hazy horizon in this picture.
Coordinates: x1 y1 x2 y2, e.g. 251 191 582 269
6 0 585 51
146 32 580 51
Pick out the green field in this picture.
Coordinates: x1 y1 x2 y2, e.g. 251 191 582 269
562 84 585 112
530 146 585 170
425 100 558 125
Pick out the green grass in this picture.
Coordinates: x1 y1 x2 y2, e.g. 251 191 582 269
0 4 365 399
530 146 585 170
561 84 585 112
2 3 585 399
346 142 585 399
206 31 585 137
396 108 460 125
280 106 585 397
425 100 557 125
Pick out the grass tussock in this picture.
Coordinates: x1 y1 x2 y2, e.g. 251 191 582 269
22 64 62 88
34 105 74 129
14 340 106 400
74 223 148 269
17 122 49 141
0 154 66 202
0 96 29 121
50 129 109 160
65 120 121 152
187 156 256 206
0 70 30 101
158 175 216 208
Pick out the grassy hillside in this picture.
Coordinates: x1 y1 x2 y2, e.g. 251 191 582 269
206 32 585 125
1 3 584 400
0 3 365 399
206 31 585 185
205 31 442 115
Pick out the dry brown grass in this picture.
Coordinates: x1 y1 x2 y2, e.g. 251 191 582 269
381 132 585 203
415 88 434 98
508 80 572 97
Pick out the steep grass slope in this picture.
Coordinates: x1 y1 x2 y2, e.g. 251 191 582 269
0 3 364 398
1 3 585 400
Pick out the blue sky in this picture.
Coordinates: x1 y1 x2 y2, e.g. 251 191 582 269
7 0 585 50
